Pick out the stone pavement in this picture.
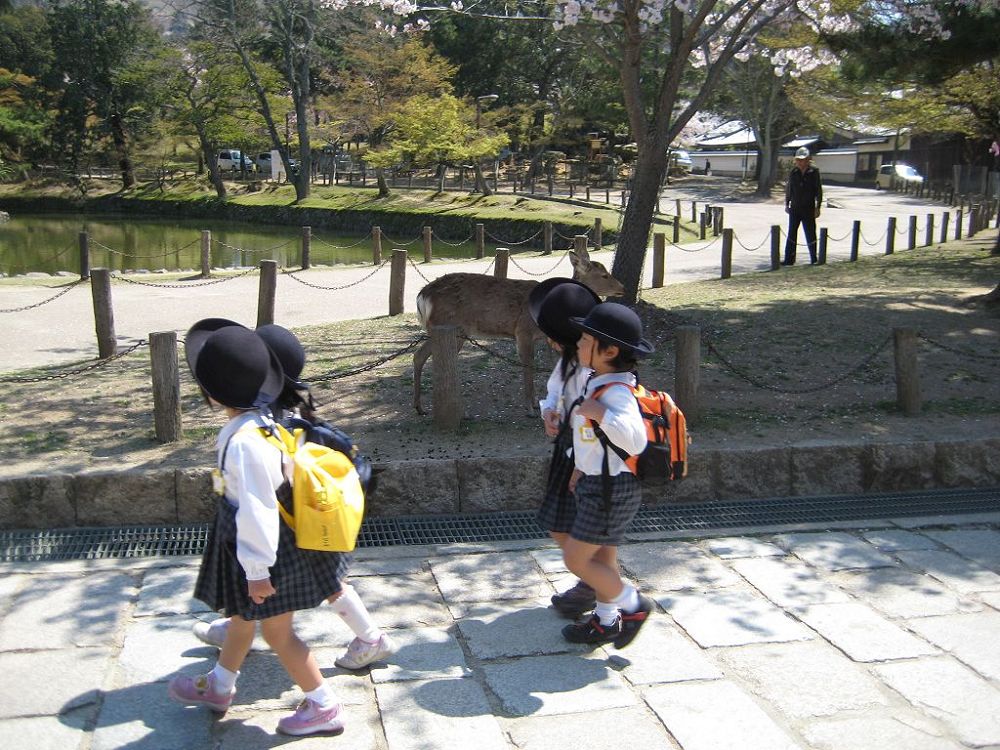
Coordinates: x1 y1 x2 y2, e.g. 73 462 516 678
2 511 1000 749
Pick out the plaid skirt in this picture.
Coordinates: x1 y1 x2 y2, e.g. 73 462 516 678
537 432 577 534
194 492 351 621
570 473 642 546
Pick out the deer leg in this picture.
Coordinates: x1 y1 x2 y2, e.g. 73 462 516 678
516 330 537 416
413 338 433 415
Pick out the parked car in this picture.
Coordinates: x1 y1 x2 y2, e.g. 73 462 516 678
216 149 254 172
669 149 693 174
255 151 300 177
875 163 924 190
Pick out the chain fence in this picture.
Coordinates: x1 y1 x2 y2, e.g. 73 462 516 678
0 340 148 383
0 279 84 313
918 332 1000 361
309 335 427 382
734 230 771 252
484 228 543 246
508 249 570 277
311 233 372 251
89 237 201 261
111 266 259 287
281 260 389 291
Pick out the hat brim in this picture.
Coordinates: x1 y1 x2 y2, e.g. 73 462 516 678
569 315 655 357
184 318 242 376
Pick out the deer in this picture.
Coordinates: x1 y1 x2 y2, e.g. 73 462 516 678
413 249 626 416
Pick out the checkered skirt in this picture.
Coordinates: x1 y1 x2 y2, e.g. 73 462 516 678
193 486 351 620
570 473 642 546
536 432 577 533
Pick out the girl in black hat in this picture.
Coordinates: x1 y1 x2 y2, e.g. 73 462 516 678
529 278 603 618
560 302 655 648
167 320 344 736
191 322 397 672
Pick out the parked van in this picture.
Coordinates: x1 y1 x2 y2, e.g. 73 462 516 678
875 163 923 190
216 149 254 172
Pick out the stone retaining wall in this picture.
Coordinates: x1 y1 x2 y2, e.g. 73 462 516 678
2 438 998 530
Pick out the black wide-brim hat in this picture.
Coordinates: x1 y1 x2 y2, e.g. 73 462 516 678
569 302 654 357
255 323 307 391
185 318 284 409
529 279 601 345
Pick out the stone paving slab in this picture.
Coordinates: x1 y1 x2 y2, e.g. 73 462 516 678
216 700 380 750
0 714 91 750
501 706 678 750
920 528 1000 571
979 590 1000 610
799 711 962 750
375 677 509 750
701 536 785 559
772 531 899 570
429 551 551 603
643 680 802 750
905 610 1000 681
891 511 1000 528
825 567 981 618
797 601 939 662
859 529 942 553
454 598 590 659
368 626 470 683
874 657 1000 747
480 653 638 717
658 586 814 647
349 570 453 627
133 565 211 616
0 647 110 718
715 641 890 719
895 549 1000 594
730 555 852 611
117 613 220 684
0 570 136 650
604 617 723 685
618 540 743 591
90 680 214 750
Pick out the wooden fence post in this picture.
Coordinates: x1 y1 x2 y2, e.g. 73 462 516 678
150 330 182 443
955 209 962 240
818 227 828 264
690 201 697 223
675 198 681 217
78 231 90 280
475 223 485 259
494 247 510 279
893 327 921 416
200 230 211 277
714 206 724 235
431 325 462 431
372 226 383 265
850 220 860 261
256 260 277 327
968 206 977 237
675 325 701 424
699 212 707 240
720 228 733 279
652 232 665 288
925 213 934 247
593 217 603 249
90 268 117 358
672 215 680 245
301 225 311 270
389 249 406 316
544 221 553 255
770 225 781 270
885 217 896 255
423 226 432 263
908 216 917 250
941 212 950 244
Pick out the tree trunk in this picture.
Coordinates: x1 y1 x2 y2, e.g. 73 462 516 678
473 162 493 196
198 132 226 199
612 147 668 304
108 112 135 189
376 166 390 197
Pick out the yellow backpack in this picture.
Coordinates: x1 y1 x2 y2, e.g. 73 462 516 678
259 423 365 552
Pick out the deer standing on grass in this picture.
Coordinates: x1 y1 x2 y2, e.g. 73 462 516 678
413 249 625 415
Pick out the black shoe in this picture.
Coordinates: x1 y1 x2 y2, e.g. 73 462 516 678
781 260 795 266
551 581 597 618
614 594 655 649
562 614 622 645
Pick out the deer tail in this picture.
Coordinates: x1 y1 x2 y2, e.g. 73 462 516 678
416 290 432 330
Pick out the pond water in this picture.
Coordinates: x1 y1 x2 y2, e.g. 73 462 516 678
0 213 486 275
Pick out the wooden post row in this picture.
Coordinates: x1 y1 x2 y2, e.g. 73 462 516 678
720 228 733 279
893 327 921 416
200 230 211 277
431 325 462 431
389 249 406 316
494 247 510 279
652 233 665 288
423 226 432 263
372 226 383 265
256 260 277 327
301 225 311 270
78 231 90 280
674 325 700 425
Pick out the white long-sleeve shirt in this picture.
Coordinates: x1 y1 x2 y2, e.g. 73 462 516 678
216 411 288 581
539 360 593 423
571 372 647 476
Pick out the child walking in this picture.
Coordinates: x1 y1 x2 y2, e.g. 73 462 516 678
560 302 655 647
167 320 343 736
528 278 604 618
189 320 396 671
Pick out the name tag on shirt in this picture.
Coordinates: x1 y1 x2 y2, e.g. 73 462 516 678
580 425 597 442
212 468 225 496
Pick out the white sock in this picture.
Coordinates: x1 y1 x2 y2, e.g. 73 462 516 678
594 600 620 626
305 681 338 709
210 663 238 695
329 584 382 642
611 583 640 614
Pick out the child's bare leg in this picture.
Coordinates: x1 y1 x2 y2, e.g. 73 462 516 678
563 538 623 602
549 531 570 550
261 612 323 692
218 615 255 673
594 545 619 575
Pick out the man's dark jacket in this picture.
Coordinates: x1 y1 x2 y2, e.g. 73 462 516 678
785 166 823 214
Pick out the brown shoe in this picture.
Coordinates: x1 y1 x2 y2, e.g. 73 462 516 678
551 580 597 618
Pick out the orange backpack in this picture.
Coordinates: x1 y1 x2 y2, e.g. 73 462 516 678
590 382 689 481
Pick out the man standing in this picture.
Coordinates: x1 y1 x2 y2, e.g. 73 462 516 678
783 146 823 265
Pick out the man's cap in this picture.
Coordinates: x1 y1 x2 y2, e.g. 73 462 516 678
795 147 810 160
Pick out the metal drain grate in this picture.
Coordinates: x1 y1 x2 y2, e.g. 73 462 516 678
1 487 997 563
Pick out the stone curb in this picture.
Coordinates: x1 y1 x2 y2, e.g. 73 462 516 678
1 437 998 530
